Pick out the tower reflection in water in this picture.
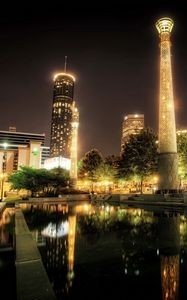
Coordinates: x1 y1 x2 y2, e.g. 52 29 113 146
32 205 77 298
157 213 180 300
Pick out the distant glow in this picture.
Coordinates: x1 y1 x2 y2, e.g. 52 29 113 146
83 204 89 211
54 73 75 82
0 173 6 179
41 221 68 238
135 114 138 118
177 130 187 135
105 206 110 212
44 156 71 170
134 270 140 276
3 142 8 149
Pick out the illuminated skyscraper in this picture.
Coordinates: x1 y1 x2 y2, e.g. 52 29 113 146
50 72 75 159
156 17 178 192
70 102 79 183
121 114 144 150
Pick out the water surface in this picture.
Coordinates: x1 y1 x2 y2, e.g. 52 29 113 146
23 203 187 300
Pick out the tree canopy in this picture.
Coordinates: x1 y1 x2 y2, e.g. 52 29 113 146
119 128 158 192
8 166 69 197
177 133 187 184
79 148 103 181
93 163 117 183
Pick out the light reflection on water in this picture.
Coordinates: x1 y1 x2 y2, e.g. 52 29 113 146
0 208 15 300
0 208 14 248
22 204 187 300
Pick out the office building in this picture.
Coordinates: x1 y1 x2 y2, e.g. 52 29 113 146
47 68 79 177
0 127 48 173
121 114 144 150
50 73 75 158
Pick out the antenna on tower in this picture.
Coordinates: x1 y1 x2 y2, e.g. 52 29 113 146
64 56 67 73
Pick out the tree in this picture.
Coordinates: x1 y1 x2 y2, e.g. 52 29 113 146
9 166 44 196
119 128 158 193
79 149 103 180
104 155 120 169
49 167 69 195
177 133 187 187
93 163 117 183
8 166 69 197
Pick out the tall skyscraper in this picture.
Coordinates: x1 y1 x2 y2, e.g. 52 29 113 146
46 61 79 177
121 114 144 150
156 17 178 192
50 72 75 158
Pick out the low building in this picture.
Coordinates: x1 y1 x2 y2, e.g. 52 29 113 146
0 127 49 173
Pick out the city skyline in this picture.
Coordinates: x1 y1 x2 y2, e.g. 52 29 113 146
0 4 187 158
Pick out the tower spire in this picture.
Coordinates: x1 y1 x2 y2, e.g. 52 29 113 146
64 56 67 73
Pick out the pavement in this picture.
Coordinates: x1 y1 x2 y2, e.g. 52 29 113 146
15 208 57 300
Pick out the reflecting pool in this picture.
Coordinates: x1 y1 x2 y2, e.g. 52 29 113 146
23 203 187 300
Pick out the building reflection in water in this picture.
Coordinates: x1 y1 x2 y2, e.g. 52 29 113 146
67 214 76 286
157 213 180 300
27 204 187 300
0 208 14 247
31 204 80 298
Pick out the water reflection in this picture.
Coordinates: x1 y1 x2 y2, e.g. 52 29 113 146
0 208 14 248
157 214 180 300
23 204 187 300
67 212 76 287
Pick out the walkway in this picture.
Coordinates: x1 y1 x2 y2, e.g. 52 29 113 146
15 207 56 300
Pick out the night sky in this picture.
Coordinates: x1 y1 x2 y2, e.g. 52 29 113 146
0 3 187 159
